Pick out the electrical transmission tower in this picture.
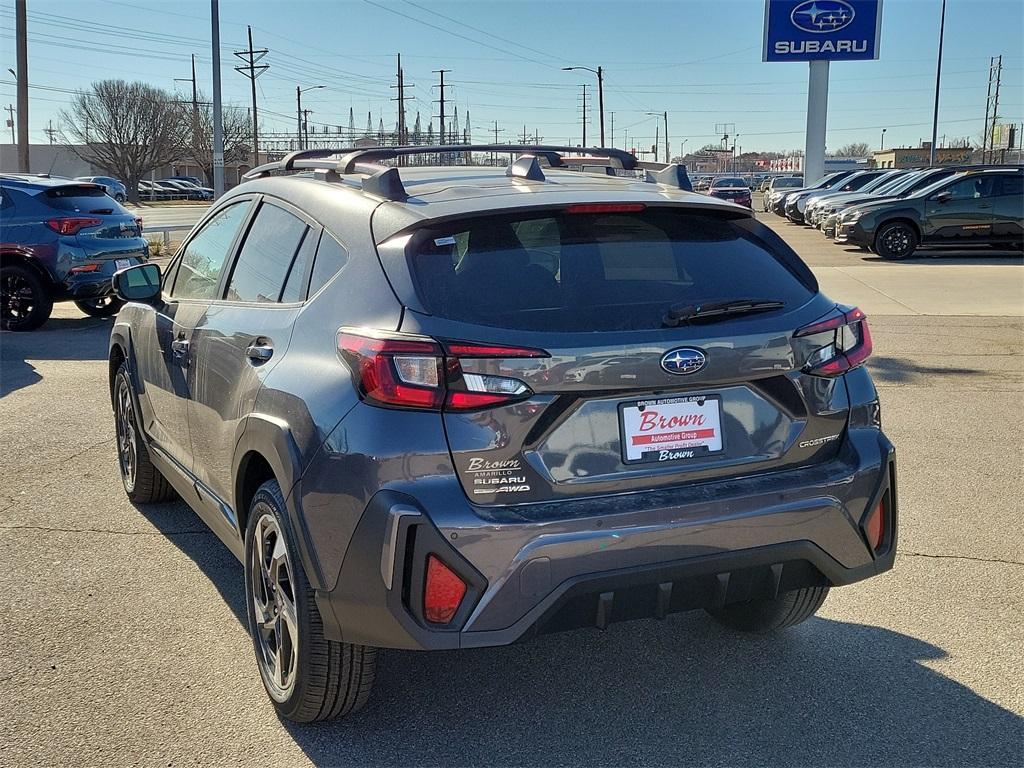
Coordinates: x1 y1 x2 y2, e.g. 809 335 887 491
391 54 414 159
982 56 1003 163
234 26 269 165
433 69 452 144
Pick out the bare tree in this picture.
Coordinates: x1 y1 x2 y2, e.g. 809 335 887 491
831 142 871 158
186 96 253 185
59 80 188 203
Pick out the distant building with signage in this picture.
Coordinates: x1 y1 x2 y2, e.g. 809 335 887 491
769 154 868 173
872 146 974 169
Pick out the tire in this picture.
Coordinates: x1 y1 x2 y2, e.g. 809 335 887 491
114 193 126 203
874 221 919 260
244 479 377 722
113 362 176 503
1 263 54 331
75 296 125 318
706 585 830 633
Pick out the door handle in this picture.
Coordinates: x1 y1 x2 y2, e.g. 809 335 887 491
170 337 190 366
245 343 274 363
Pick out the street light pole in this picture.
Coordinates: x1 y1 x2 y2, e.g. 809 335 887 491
562 65 605 146
647 111 669 163
880 127 886 151
296 85 325 151
210 0 224 198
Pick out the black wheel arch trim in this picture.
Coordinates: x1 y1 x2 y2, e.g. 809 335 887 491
232 413 326 591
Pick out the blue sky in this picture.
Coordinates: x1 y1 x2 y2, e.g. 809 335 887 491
1 0 1021 154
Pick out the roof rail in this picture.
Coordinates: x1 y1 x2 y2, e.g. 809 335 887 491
241 144 700 202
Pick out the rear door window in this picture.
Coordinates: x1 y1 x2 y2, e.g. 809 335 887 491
408 208 814 331
997 175 1023 196
307 233 349 297
224 201 308 303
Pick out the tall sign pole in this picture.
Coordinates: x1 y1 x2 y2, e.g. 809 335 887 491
210 0 225 198
15 0 29 172
764 1 883 181
804 60 829 184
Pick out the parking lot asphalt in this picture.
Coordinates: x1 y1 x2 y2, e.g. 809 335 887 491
2 207 1022 766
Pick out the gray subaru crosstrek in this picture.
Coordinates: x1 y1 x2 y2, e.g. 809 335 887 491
107 145 897 722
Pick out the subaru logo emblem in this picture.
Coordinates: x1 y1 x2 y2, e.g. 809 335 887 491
790 0 856 33
660 347 707 376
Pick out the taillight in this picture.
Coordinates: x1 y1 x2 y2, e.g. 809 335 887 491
865 500 885 551
423 555 467 624
795 306 873 377
47 217 102 236
337 330 546 412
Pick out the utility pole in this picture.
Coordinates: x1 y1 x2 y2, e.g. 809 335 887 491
44 119 55 144
15 0 29 171
520 125 529 144
609 112 614 148
391 54 414 158
234 26 268 166
433 69 451 144
302 109 313 148
5 104 15 145
654 121 659 160
175 55 201 167
210 0 224 197
580 83 588 147
990 56 1003 163
928 0 947 166
663 111 669 163
596 66 604 146
296 87 303 149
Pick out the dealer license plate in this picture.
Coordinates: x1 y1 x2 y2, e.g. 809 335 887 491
620 394 723 464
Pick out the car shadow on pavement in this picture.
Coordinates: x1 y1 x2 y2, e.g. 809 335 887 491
286 613 1022 768
137 499 1022 767
0 316 112 398
867 355 985 385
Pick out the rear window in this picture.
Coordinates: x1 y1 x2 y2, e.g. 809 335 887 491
408 208 814 331
42 185 117 212
713 177 747 188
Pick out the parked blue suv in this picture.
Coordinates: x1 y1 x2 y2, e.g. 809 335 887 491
1 175 147 330
107 146 897 722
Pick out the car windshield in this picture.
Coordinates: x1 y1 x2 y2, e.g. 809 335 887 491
712 177 747 188
857 173 902 194
873 172 920 196
406 208 813 332
773 178 803 189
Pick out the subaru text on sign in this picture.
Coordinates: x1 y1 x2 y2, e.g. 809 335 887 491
763 0 883 62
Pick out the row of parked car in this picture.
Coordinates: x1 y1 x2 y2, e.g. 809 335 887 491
764 165 1024 259
21 174 214 203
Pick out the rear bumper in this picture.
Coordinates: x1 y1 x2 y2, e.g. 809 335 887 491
315 428 897 650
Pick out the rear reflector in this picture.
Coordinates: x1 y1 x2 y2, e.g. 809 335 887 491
424 555 467 624
564 203 646 214
865 499 886 552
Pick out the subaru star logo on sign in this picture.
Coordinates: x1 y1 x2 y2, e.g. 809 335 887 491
763 0 882 62
660 348 707 375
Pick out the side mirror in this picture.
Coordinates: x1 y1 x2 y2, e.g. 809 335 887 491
935 190 953 204
113 263 162 303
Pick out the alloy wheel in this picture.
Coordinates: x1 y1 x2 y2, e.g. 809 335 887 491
250 512 299 701
882 227 912 257
1 271 37 324
115 376 138 491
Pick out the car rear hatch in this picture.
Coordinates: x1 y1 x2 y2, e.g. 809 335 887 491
42 184 147 262
371 203 866 510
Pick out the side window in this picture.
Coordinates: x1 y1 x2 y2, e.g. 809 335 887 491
224 202 308 303
997 175 1023 196
307 233 349 297
280 229 320 303
0 187 9 210
170 202 250 300
942 176 995 202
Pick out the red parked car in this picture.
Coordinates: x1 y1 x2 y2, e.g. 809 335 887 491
708 176 752 208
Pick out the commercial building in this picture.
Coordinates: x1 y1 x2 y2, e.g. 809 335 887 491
872 145 974 169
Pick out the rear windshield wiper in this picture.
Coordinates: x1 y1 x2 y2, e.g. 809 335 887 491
662 298 785 327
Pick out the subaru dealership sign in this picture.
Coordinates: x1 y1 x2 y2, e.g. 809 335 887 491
763 0 883 62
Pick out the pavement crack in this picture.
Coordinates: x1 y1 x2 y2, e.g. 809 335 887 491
0 524 210 537
897 549 1024 567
